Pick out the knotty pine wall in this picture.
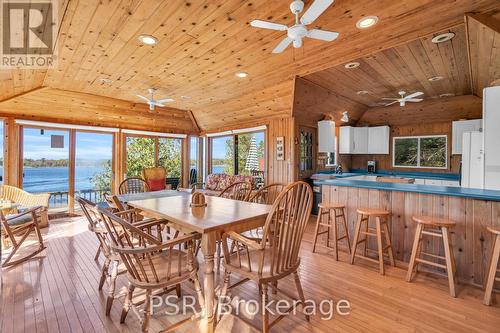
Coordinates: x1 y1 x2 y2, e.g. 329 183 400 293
349 122 461 173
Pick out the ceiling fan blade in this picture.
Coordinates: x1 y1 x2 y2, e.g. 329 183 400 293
384 101 399 106
250 20 288 31
300 0 334 25
136 94 150 102
381 97 399 100
404 91 424 99
405 98 423 102
156 98 175 103
272 37 293 54
307 29 339 41
154 103 165 107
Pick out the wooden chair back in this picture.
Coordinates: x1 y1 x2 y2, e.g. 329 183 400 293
119 177 150 194
97 207 197 287
219 181 252 201
249 183 286 204
260 181 313 277
77 197 111 253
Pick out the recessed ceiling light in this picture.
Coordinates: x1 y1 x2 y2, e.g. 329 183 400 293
181 95 191 100
432 32 456 44
344 62 360 69
356 90 370 95
428 76 444 82
356 16 379 29
439 93 455 98
235 72 248 78
138 34 158 45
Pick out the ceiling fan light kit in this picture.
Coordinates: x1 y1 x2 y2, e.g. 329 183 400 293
250 0 339 54
136 88 175 111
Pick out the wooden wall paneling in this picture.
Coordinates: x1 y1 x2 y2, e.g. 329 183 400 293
403 192 419 263
472 199 493 285
3 117 22 187
448 196 470 283
267 117 295 185
391 191 406 262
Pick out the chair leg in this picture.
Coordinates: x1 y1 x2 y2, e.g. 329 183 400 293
99 258 110 290
220 271 231 298
312 208 322 253
106 260 119 315
342 208 352 254
406 223 423 282
332 212 339 261
484 235 500 306
442 227 456 298
94 245 102 261
175 284 182 298
382 220 395 267
272 281 278 295
216 241 222 274
193 275 206 310
375 218 385 275
261 283 269 333
350 214 363 265
142 290 152 333
293 272 310 322
120 283 135 323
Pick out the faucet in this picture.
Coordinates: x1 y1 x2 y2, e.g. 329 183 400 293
335 164 343 175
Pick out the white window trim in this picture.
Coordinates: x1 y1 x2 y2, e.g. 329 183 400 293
392 135 448 169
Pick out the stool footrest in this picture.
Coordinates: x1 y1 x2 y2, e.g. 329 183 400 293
495 277 500 282
337 235 348 241
319 223 332 227
421 230 443 238
317 230 329 235
383 245 392 251
415 258 447 270
420 251 445 261
360 231 377 237
356 239 367 245
354 254 380 264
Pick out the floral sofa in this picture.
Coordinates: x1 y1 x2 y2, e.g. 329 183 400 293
201 173 256 196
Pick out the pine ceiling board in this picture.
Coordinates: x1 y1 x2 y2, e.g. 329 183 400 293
357 95 482 126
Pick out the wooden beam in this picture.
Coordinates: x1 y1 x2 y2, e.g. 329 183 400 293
0 86 48 104
187 110 201 134
464 15 475 95
466 13 500 34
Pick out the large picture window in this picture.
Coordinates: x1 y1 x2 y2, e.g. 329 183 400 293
209 131 265 178
393 135 447 169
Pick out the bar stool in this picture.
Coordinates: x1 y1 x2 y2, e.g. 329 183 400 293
406 216 457 297
484 226 500 305
312 203 351 260
350 208 395 275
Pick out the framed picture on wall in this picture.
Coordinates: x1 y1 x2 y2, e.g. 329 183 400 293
276 136 285 161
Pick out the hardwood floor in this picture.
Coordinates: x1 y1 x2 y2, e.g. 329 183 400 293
1 215 499 333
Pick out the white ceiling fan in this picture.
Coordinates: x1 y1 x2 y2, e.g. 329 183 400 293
381 91 424 107
250 0 339 54
136 88 174 111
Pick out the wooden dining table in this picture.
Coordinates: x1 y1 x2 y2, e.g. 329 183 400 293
127 194 272 333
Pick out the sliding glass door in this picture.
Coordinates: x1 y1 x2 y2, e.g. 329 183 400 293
22 127 70 211
75 131 113 204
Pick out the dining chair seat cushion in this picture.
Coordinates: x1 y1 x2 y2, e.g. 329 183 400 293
5 214 33 226
146 178 166 191
129 249 196 287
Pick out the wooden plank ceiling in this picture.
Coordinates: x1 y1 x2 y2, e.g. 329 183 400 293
1 0 500 131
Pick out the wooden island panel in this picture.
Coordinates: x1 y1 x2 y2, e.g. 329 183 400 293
322 185 500 285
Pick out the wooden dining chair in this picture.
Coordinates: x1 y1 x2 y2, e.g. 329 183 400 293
220 181 313 332
119 177 150 194
1 206 46 267
218 181 252 201
249 183 285 204
98 207 205 333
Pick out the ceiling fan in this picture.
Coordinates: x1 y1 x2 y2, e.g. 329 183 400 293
136 88 174 111
381 91 424 107
250 0 339 54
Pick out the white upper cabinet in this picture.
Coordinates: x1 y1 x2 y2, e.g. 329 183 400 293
339 126 390 154
452 119 482 154
318 120 336 152
368 126 390 154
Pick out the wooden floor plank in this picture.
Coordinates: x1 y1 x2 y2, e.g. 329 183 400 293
1 215 499 333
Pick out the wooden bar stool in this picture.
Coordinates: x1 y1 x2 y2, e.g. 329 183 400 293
406 216 457 297
312 203 351 260
484 226 500 305
350 208 395 275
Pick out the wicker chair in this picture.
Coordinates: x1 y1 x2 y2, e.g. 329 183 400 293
0 185 50 228
98 207 204 332
218 181 252 201
220 181 313 332
119 177 150 194
1 206 46 267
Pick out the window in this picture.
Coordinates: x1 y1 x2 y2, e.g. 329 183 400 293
299 129 314 173
393 136 447 169
158 137 182 178
209 131 266 179
125 136 155 177
189 137 200 184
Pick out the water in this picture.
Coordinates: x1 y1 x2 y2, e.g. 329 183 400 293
0 166 107 193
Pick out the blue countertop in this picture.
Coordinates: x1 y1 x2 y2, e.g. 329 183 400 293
318 178 500 201
315 169 460 181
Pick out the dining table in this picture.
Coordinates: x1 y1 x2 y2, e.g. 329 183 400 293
127 194 272 333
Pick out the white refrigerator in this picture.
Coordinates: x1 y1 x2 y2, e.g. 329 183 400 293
461 131 483 188
483 86 500 190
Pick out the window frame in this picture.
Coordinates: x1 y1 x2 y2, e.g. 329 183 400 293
208 129 266 178
392 135 448 169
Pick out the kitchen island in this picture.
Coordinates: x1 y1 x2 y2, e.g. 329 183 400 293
317 172 500 286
